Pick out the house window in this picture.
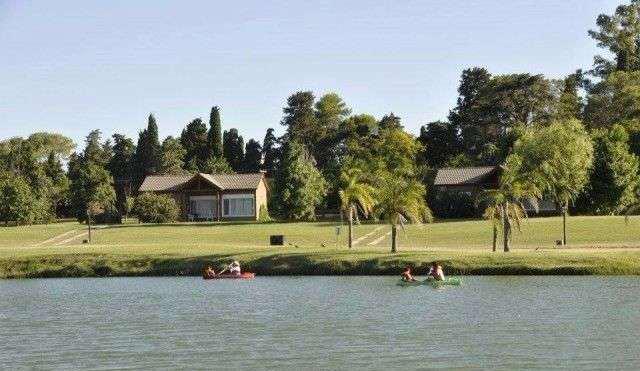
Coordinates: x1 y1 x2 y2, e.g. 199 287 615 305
222 194 254 217
189 195 218 219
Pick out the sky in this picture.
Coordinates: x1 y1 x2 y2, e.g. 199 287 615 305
0 0 623 150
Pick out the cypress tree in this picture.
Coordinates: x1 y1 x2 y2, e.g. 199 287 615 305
223 128 245 172
207 106 223 159
243 139 262 172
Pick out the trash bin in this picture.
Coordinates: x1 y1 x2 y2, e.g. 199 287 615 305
270 235 284 246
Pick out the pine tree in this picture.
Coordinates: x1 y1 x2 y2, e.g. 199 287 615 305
262 128 279 175
272 140 326 220
180 118 208 172
223 128 245 171
134 114 161 186
207 106 223 159
243 139 262 172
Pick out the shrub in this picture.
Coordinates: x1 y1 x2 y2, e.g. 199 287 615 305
258 204 272 223
133 193 180 223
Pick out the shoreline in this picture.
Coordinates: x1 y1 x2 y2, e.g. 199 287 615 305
2 250 639 278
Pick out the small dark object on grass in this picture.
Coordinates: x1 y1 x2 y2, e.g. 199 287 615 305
270 235 284 246
555 240 562 246
82 239 89 244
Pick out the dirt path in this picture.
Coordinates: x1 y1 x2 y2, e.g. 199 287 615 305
368 231 391 246
34 229 79 246
352 226 384 246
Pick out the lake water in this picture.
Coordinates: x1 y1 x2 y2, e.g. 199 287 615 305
1 276 639 370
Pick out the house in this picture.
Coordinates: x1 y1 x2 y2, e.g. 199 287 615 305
433 166 500 194
138 172 268 221
433 166 556 214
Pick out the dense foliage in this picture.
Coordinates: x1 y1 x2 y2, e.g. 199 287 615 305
2 1 640 228
133 193 180 223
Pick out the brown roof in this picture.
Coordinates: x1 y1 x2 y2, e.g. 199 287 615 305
138 175 192 192
138 173 264 192
433 166 499 186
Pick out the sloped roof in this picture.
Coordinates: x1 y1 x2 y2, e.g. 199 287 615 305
138 173 264 192
433 166 499 186
209 173 264 190
138 175 192 192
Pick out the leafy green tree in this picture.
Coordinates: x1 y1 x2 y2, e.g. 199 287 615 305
223 128 245 171
449 68 555 163
109 134 135 218
26 132 75 161
44 151 70 217
575 125 640 214
510 119 594 245
262 128 280 175
134 114 161 185
418 121 463 168
376 175 431 253
68 131 117 223
339 168 376 248
314 93 351 191
379 113 403 130
588 0 640 77
482 196 526 252
0 174 40 225
281 91 318 147
207 106 223 159
272 140 326 220
584 71 640 130
243 139 262 172
203 157 234 174
158 136 187 174
180 118 208 172
555 70 585 121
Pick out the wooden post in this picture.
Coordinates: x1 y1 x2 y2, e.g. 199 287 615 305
86 210 92 243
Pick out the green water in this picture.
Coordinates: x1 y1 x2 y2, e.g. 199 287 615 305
1 276 639 370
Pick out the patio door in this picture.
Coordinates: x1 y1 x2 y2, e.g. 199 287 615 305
189 195 218 220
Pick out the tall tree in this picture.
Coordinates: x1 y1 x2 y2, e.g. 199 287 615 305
262 128 279 175
588 0 640 77
68 131 116 222
281 91 318 148
223 128 245 171
418 121 463 168
510 119 594 246
555 70 585 121
180 118 208 172
575 125 640 214
109 134 135 218
134 114 161 185
314 93 351 174
379 113 403 131
272 140 326 220
207 106 223 159
159 136 187 174
243 139 262 172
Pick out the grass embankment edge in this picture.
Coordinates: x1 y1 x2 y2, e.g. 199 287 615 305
1 250 639 278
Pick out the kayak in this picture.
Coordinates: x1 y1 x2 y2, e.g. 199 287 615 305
203 272 256 280
397 277 462 287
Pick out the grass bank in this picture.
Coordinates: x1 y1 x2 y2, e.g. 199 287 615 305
1 216 639 278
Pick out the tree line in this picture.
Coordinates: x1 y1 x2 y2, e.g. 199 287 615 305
2 1 640 250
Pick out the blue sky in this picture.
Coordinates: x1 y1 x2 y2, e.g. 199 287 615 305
0 0 621 149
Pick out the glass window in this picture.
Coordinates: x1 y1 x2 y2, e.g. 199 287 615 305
222 195 254 217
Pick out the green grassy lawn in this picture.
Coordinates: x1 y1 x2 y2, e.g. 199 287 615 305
1 215 639 277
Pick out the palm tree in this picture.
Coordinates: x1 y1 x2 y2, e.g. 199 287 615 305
376 176 432 253
481 190 527 252
339 169 376 248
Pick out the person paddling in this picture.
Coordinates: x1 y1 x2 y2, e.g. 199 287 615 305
400 266 417 282
202 265 216 279
427 261 445 281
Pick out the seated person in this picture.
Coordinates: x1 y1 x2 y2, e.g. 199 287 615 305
203 265 216 278
427 262 445 281
400 266 416 282
228 260 241 276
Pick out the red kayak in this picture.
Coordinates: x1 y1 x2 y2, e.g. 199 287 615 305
203 272 255 280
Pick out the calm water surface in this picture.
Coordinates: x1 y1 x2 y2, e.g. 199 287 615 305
1 276 639 370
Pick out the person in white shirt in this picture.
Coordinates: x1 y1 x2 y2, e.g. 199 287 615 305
228 260 241 275
428 262 445 281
